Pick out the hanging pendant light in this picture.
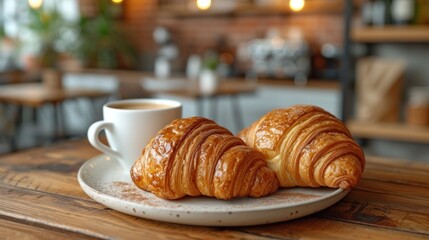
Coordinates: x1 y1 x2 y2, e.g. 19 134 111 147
290 0 305 12
197 0 212 11
28 0 43 9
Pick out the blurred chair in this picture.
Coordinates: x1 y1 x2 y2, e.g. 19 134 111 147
140 76 197 123
0 104 19 152
140 76 256 133
61 73 120 136
141 77 188 92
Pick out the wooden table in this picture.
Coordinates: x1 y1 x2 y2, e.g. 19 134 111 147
0 83 111 150
0 83 111 107
1 139 428 239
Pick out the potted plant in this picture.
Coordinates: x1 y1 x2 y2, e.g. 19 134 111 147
21 1 138 88
71 0 138 69
199 50 219 94
23 6 71 88
0 26 18 71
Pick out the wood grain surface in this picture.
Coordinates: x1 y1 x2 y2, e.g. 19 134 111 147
0 140 428 239
0 83 111 107
352 26 429 43
347 120 429 144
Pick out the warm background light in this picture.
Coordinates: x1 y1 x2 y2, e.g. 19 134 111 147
197 0 212 10
28 0 43 9
112 0 123 4
289 0 305 12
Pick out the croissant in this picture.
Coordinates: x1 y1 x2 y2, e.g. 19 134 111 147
131 117 279 200
238 105 365 190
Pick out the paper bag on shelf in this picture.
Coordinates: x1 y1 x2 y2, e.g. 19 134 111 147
356 57 405 123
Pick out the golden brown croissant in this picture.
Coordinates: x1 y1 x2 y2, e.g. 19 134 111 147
238 105 365 190
131 117 279 200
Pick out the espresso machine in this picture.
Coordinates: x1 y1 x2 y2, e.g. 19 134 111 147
245 29 311 85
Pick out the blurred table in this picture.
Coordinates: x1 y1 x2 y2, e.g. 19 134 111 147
0 83 111 150
143 79 258 130
0 69 40 84
0 139 428 239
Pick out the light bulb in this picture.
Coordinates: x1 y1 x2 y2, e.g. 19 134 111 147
112 0 123 4
197 0 211 11
290 0 305 12
28 0 43 9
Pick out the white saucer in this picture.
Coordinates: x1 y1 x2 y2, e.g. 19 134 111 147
77 154 349 226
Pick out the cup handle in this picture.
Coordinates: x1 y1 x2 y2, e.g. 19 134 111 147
87 121 120 159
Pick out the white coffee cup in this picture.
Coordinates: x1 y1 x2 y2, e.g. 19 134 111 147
87 99 182 172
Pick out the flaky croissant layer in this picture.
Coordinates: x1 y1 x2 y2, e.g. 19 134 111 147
238 105 365 190
131 117 279 200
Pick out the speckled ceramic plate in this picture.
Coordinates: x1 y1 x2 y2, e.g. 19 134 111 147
77 154 349 226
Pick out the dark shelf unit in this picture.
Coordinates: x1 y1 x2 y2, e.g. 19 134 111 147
341 0 429 144
341 0 354 122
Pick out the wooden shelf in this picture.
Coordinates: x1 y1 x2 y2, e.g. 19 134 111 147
352 26 429 43
347 120 429 144
157 1 344 18
257 78 340 90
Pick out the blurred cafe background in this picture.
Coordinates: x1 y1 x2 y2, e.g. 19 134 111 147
0 0 428 162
